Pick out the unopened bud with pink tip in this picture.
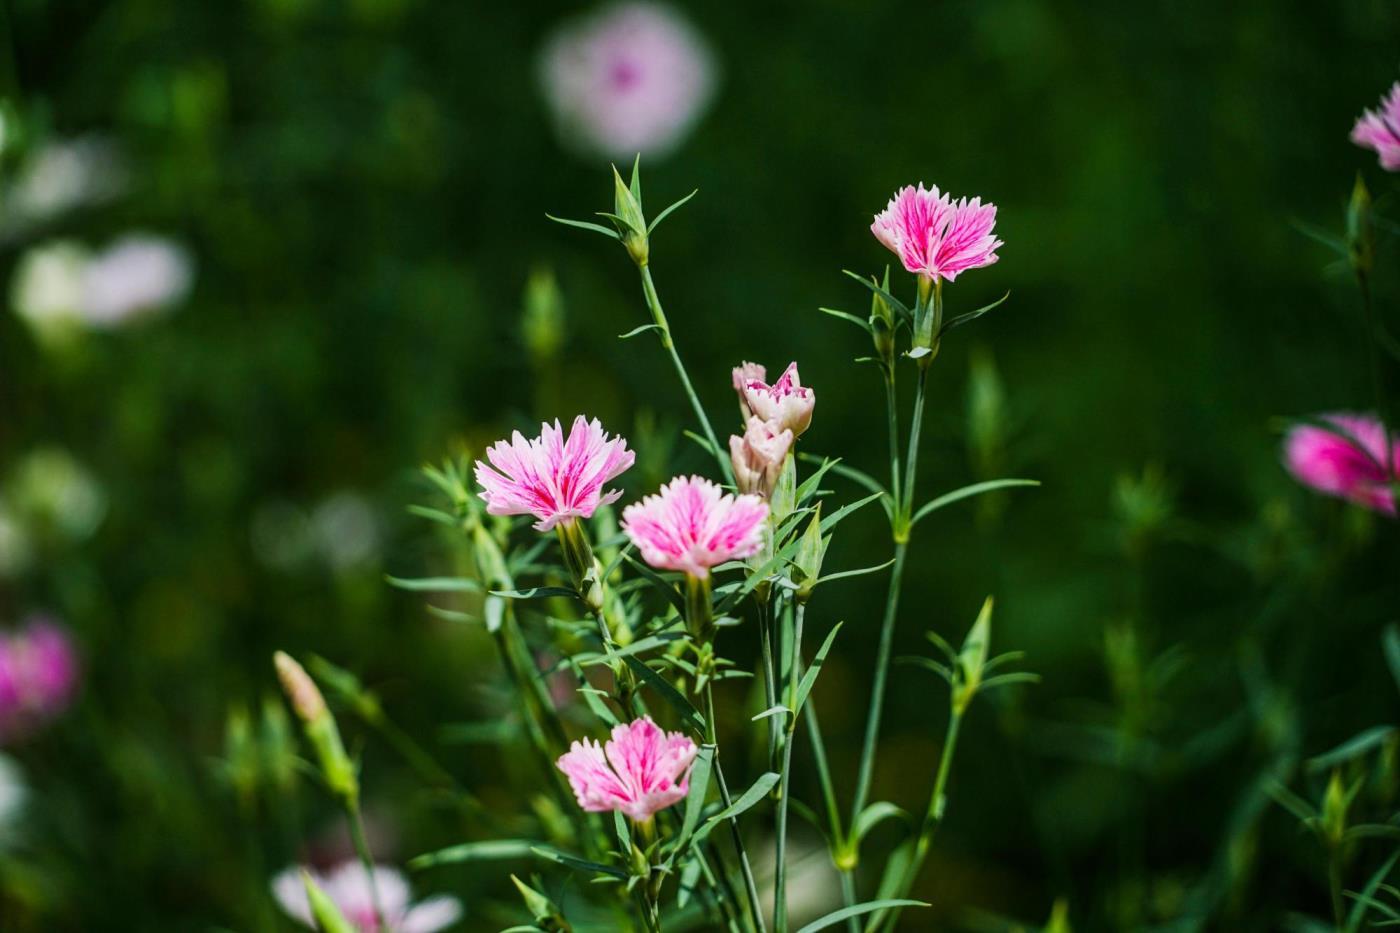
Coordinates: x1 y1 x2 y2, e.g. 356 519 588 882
731 361 766 420
273 650 357 804
741 362 815 438
729 416 793 499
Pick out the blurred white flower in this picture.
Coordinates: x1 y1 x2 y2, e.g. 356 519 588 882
271 860 462 932
1 137 124 236
10 240 90 345
0 754 28 847
10 234 194 343
80 234 194 327
540 3 716 159
8 448 107 543
310 492 380 572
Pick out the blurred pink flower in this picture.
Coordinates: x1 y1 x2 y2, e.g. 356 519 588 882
539 2 716 159
1283 413 1399 515
729 416 793 499
1352 82 1400 171
621 475 767 578
871 183 1002 282
731 361 766 419
271 860 461 932
475 416 635 532
741 362 815 438
81 234 193 327
556 716 697 821
0 616 79 744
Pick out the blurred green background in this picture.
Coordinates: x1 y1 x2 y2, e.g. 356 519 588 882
3 0 1400 929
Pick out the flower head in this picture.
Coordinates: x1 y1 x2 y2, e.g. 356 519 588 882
271 860 462 932
556 716 698 822
475 416 635 532
1352 82 1400 171
1283 413 1400 515
0 616 79 744
539 3 716 159
741 362 815 438
871 183 1002 282
731 360 766 419
621 475 767 578
729 416 793 499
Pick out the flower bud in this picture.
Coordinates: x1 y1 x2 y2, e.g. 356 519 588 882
731 361 766 420
611 164 649 267
792 507 829 603
512 874 572 931
556 518 605 614
1348 172 1375 279
741 362 815 439
729 416 793 499
869 270 895 370
274 650 326 724
952 597 992 715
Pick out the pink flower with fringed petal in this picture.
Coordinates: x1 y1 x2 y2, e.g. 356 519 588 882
621 475 768 578
1352 82 1400 171
556 716 698 821
1283 413 1400 516
741 362 815 438
475 416 635 531
871 183 1003 282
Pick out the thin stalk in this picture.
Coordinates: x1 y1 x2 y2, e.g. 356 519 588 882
872 707 964 933
706 684 767 933
1329 843 1345 932
759 596 780 771
639 264 732 482
346 801 388 932
900 366 931 522
849 541 908 823
773 601 807 932
840 871 861 933
883 372 901 507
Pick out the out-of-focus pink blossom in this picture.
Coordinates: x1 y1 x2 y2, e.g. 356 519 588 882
271 860 462 932
475 416 635 532
1283 413 1400 515
729 416 793 499
81 235 193 327
1352 82 1400 171
539 3 716 159
731 361 766 419
0 616 79 744
556 716 697 822
621 475 767 578
741 362 815 438
871 183 1002 283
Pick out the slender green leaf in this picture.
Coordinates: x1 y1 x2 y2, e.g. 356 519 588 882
409 839 539 869
1307 725 1398 773
911 478 1040 527
385 575 481 593
852 802 909 844
841 270 911 322
938 290 1010 337
819 306 872 333
489 586 577 600
814 558 896 586
794 622 844 715
623 655 705 734
531 846 628 879
619 323 666 340
545 214 621 240
796 899 928 933
698 772 779 834
647 189 698 234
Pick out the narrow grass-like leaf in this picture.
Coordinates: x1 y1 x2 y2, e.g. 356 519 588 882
815 558 896 586
796 899 928 933
409 839 539 869
1347 848 1400 932
819 306 872 333
405 504 462 528
386 575 481 593
698 772 779 835
751 705 792 723
1307 725 1398 773
531 846 628 879
489 586 577 600
1266 779 1319 824
647 188 698 234
794 622 844 715
546 214 621 240
623 656 705 734
851 802 909 844
619 324 666 340
938 290 1010 337
841 270 912 322
911 478 1040 527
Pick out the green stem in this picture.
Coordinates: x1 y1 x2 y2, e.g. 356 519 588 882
839 871 861 933
849 541 908 824
883 372 901 508
639 264 732 483
346 800 388 932
759 596 780 772
873 707 964 932
900 366 931 523
774 601 807 932
1329 842 1345 932
706 684 767 933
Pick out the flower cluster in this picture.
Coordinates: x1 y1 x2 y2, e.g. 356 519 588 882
727 361 815 498
0 617 79 743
